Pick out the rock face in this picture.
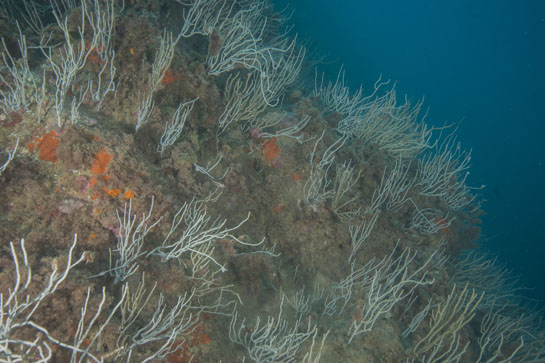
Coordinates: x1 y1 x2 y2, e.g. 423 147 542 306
0 1 540 362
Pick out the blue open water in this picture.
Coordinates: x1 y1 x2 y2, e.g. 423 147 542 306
276 0 545 302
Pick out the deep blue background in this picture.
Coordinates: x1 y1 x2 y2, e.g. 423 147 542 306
274 0 545 301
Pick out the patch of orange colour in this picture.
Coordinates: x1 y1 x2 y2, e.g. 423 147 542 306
103 188 121 197
26 142 34 154
91 148 113 175
124 190 135 199
166 322 210 362
263 137 279 161
103 175 110 180
291 172 303 181
93 135 100 141
89 177 97 188
3 110 23 127
167 341 191 363
87 53 103 65
273 203 286 214
201 313 214 321
129 47 135 55
86 43 104 53
85 44 105 65
161 68 182 85
434 218 452 234
88 232 97 241
199 334 210 345
28 131 59 163
165 282 176 291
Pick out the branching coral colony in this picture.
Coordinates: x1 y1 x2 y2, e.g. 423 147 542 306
0 0 543 362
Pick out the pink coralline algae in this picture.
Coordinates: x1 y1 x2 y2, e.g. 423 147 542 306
251 128 263 139
58 199 84 214
76 176 92 192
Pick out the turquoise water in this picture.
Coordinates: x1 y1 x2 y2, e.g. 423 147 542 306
279 0 545 302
